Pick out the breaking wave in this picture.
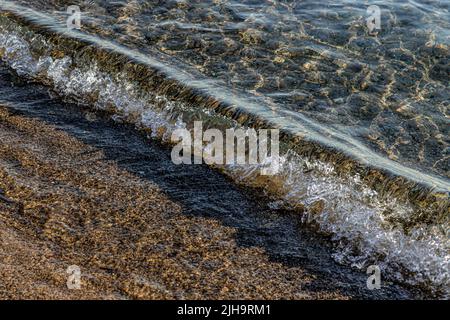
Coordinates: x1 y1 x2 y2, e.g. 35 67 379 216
0 7 448 297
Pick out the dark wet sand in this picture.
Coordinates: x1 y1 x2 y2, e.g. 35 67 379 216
0 67 415 300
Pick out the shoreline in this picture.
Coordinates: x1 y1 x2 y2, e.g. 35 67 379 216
0 66 417 299
0 9 448 295
1 6 448 205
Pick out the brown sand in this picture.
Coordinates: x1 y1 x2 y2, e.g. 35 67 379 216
0 98 417 300
0 106 344 299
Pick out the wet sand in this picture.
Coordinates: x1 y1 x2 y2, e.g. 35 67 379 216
0 67 416 299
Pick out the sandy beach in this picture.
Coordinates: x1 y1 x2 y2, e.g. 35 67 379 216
0 69 415 299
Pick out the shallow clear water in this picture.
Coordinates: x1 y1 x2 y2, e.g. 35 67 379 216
0 0 448 297
8 0 450 178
